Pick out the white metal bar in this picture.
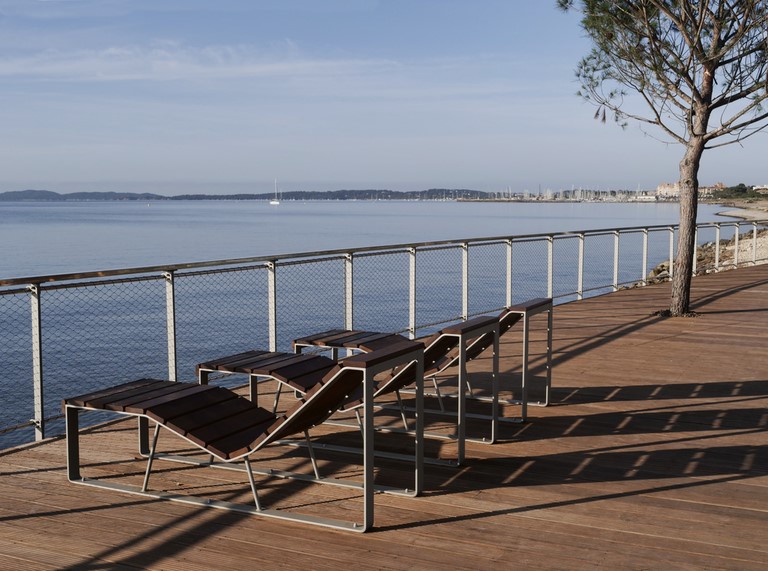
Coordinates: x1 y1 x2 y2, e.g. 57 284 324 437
267 261 277 351
734 223 740 268
577 233 584 300
344 253 354 330
547 235 553 299
668 226 675 280
29 284 44 441
164 271 178 382
408 247 416 340
612 231 619 291
462 243 469 320
692 229 698 275
641 229 648 286
753 222 758 265
506 239 513 307
715 223 721 270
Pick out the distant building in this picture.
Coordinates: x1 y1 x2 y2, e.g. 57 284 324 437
655 181 725 198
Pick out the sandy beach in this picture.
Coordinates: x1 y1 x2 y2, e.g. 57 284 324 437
709 199 768 221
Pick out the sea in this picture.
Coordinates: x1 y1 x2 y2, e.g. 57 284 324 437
0 200 739 279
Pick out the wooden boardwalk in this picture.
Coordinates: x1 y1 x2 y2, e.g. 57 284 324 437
1 265 767 570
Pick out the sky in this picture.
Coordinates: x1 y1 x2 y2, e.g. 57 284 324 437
0 0 765 196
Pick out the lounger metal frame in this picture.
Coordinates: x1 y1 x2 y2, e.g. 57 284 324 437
65 342 424 532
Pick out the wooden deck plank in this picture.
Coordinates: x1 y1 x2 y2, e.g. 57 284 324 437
1 265 768 569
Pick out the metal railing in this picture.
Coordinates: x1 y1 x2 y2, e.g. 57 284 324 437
1 218 766 447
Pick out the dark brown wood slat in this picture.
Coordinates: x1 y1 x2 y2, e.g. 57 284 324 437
120 384 212 414
293 328 349 346
268 356 336 383
63 378 165 409
238 352 318 374
206 351 287 372
441 314 497 335
507 297 552 313
144 386 238 424
163 395 262 435
201 415 278 459
196 349 270 371
84 380 185 411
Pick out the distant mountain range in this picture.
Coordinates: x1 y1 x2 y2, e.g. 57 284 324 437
0 188 489 201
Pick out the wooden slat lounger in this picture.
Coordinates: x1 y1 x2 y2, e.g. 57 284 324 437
196 350 337 410
295 315 500 464
64 340 425 532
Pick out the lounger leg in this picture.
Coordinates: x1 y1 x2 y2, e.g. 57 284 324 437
544 306 553 406
141 423 162 492
304 430 321 479
138 416 150 456
490 325 499 444
65 405 81 481
243 458 262 511
354 409 364 435
272 384 283 414
394 390 409 430
457 342 467 465
431 376 446 411
520 312 529 421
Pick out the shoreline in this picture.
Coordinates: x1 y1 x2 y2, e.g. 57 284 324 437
709 199 768 222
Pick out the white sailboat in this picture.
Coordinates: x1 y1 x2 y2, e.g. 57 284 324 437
270 179 281 205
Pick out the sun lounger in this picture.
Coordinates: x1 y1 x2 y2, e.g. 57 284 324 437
64 340 424 532
295 315 500 464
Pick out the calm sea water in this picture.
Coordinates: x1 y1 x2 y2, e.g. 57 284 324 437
0 200 736 279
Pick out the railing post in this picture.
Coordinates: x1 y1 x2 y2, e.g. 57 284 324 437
163 271 178 382
29 284 45 441
462 242 469 320
344 253 354 330
668 226 675 281
612 230 620 291
641 229 648 286
577 233 584 300
715 223 721 270
408 247 417 339
692 229 698 276
733 223 740 268
753 222 758 265
547 235 554 299
267 261 277 351
505 239 513 307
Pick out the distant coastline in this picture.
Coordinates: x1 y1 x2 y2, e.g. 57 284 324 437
0 188 487 202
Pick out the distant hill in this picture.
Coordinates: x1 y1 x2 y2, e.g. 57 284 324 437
0 188 489 201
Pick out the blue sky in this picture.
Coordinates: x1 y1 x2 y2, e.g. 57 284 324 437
0 0 764 195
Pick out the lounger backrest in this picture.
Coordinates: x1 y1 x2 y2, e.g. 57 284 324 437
435 308 523 371
258 364 364 446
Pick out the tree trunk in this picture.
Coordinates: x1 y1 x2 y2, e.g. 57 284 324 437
670 139 705 316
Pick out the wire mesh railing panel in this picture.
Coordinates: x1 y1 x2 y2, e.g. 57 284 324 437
551 236 580 302
276 258 345 351
175 266 269 383
0 291 34 447
415 247 463 335
645 227 674 279
582 233 615 297
695 225 719 274
511 239 548 303
40 279 169 438
467 242 507 316
353 251 410 334
617 231 645 287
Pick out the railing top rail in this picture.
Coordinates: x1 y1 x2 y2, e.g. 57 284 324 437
2 217 765 288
